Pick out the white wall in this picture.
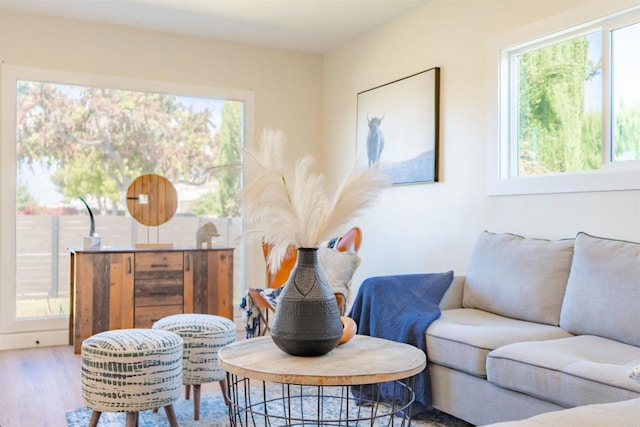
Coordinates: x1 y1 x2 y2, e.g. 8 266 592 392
322 0 640 296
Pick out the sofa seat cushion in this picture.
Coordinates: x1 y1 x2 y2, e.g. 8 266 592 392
483 398 640 427
426 308 572 378
487 335 640 408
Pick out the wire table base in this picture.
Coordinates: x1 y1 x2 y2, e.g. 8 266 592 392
227 373 418 426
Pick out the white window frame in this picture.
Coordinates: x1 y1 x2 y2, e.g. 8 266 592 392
0 64 255 347
487 1 640 196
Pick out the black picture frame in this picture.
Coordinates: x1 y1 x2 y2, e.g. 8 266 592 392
356 67 440 185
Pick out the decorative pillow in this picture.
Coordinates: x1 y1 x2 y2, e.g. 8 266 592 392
559 232 640 346
462 231 574 325
318 247 361 303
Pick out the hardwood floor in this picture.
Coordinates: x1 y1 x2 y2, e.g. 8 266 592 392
1 345 85 427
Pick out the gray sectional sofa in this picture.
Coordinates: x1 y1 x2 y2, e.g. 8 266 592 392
425 231 639 425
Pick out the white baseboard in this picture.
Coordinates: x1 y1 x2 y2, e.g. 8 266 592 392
0 329 69 351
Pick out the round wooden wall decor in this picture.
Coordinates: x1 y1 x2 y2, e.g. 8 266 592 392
126 174 178 226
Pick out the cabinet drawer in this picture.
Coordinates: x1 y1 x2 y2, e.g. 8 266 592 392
135 252 183 272
135 305 183 328
135 251 183 307
135 280 183 307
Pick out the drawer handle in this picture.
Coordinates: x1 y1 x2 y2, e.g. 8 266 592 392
150 263 170 268
146 290 171 296
128 257 132 274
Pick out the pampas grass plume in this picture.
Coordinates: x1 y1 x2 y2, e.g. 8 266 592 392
242 129 388 271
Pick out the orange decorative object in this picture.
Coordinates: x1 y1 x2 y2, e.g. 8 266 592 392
335 227 362 253
339 316 357 345
262 243 298 289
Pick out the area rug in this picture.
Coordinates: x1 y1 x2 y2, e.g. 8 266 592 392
66 394 470 426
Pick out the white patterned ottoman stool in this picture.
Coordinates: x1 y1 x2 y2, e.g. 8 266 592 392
81 328 183 427
153 313 237 420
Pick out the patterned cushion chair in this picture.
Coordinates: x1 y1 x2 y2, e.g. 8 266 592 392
153 313 237 420
81 328 183 427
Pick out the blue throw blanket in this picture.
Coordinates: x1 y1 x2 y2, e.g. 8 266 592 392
348 271 454 414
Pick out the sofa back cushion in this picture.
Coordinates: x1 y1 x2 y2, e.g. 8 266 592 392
560 232 640 346
462 231 574 325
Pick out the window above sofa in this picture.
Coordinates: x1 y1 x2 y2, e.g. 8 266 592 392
487 1 640 195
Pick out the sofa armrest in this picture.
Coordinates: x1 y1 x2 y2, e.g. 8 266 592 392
440 275 464 310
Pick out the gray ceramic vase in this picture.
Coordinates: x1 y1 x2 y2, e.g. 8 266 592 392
270 247 343 356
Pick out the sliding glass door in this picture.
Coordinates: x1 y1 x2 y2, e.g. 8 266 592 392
1 65 253 342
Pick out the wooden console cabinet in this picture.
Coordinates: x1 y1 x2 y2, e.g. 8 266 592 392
69 247 234 354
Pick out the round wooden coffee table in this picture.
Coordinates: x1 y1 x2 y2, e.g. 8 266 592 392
218 334 426 426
